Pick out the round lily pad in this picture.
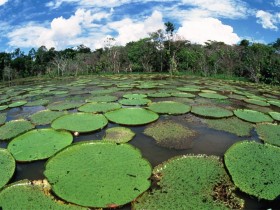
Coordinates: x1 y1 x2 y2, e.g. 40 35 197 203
148 101 191 115
86 95 118 103
47 101 83 111
8 129 73 162
30 110 67 125
123 93 147 99
147 92 171 98
25 99 49 107
0 113 7 125
268 100 280 108
0 105 8 111
0 180 86 209
51 113 108 133
78 102 121 113
199 93 228 99
119 98 151 106
144 121 197 149
268 111 280 121
177 87 200 92
244 99 270 107
233 109 273 123
171 92 196 98
103 127 135 143
0 119 35 141
105 108 159 125
8 100 27 108
225 141 280 200
191 105 233 118
44 141 152 208
133 155 244 210
255 123 280 147
0 149 15 188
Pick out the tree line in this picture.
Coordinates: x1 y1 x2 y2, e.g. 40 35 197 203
0 22 280 84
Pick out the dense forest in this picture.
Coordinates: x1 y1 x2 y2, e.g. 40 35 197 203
0 22 280 84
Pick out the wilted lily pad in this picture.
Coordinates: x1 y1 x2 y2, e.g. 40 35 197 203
78 102 121 113
133 155 244 210
0 180 86 209
0 149 15 188
44 141 152 208
30 110 67 125
103 127 135 143
233 109 273 123
51 113 108 133
268 111 280 121
225 141 280 200
8 100 27 108
8 129 73 162
119 98 151 106
191 105 233 118
148 101 191 115
255 123 280 147
105 108 158 125
199 93 228 99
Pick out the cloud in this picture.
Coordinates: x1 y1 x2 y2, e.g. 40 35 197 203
256 10 279 30
275 0 280 6
177 17 240 45
0 0 8 6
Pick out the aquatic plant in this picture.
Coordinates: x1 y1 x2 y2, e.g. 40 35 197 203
198 93 228 99
148 101 191 115
8 100 27 108
233 109 273 123
255 123 280 147
0 113 7 125
268 111 280 121
191 105 233 118
86 95 118 103
78 102 121 113
30 110 66 125
103 127 135 143
47 101 84 111
243 99 270 107
0 148 15 188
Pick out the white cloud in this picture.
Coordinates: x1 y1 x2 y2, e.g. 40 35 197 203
177 17 240 45
0 0 8 6
256 10 279 30
275 0 280 6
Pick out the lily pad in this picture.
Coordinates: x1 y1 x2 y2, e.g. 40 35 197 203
0 180 86 209
52 113 108 133
8 129 73 162
119 98 151 106
0 113 7 125
8 100 27 108
177 87 200 92
47 101 83 111
191 105 233 118
30 110 67 125
224 141 280 200
171 92 196 98
0 105 8 111
123 93 147 99
44 141 152 208
147 92 171 98
86 95 118 103
268 111 280 121
0 149 15 188
244 99 270 107
268 100 280 108
105 108 159 125
144 121 197 149
78 102 121 113
199 93 228 99
0 119 35 141
255 123 280 147
233 109 273 123
103 127 135 143
25 99 49 107
133 155 244 210
148 101 191 115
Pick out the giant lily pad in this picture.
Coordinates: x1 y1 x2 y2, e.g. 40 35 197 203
268 111 280 121
233 109 273 123
0 149 15 188
51 113 108 133
148 101 191 115
103 127 135 143
191 105 233 118
0 180 86 209
0 119 35 141
0 113 7 125
47 101 83 111
171 92 196 98
144 121 197 149
225 141 280 200
30 110 67 125
199 93 228 99
86 95 118 103
255 123 280 147
133 155 244 210
123 93 147 99
0 105 8 111
8 129 73 162
148 92 171 98
105 108 158 125
268 100 280 108
78 102 121 113
244 99 270 107
25 99 49 107
8 100 27 108
119 98 151 106
44 141 152 208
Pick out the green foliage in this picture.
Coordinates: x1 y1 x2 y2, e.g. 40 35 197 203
171 92 196 98
8 100 27 108
191 105 233 118
85 95 118 103
78 102 121 113
233 109 273 123
268 111 280 121
47 101 84 111
199 92 228 99
0 149 15 188
0 105 8 111
225 141 280 200
123 93 147 99
0 112 7 125
243 99 270 107
148 101 191 115
119 98 151 106
25 99 49 106
30 110 67 125
44 141 152 208
147 92 171 98
255 123 280 147
103 127 135 143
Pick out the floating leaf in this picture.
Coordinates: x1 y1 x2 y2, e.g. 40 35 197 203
171 92 196 98
191 105 233 118
25 99 49 107
233 109 273 123
0 149 15 188
147 92 171 98
243 99 270 107
268 111 280 121
268 100 280 108
0 113 7 125
198 93 228 99
78 102 121 113
123 93 147 99
8 100 27 108
103 127 135 143
119 98 151 106
0 105 8 111
86 95 118 103
148 101 191 115
47 101 83 111
255 123 280 147
30 110 66 125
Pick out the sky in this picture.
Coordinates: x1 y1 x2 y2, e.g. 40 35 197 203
0 0 279 52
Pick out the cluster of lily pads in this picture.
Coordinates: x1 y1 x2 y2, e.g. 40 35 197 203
0 74 279 209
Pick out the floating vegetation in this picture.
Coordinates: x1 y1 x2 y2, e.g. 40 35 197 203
8 100 27 108
119 98 151 106
225 141 280 200
243 99 270 107
171 92 196 98
0 105 8 111
255 123 280 147
268 100 280 108
0 112 7 125
90 88 117 95
105 108 159 125
44 141 152 208
268 111 280 121
204 117 253 137
47 101 84 111
86 95 118 103
177 87 200 92
133 155 244 210
148 101 191 115
233 109 273 123
123 93 147 99
0 119 35 141
0 149 15 188
51 113 108 133
198 93 228 99
25 99 49 107
78 102 121 113
144 121 197 149
8 129 73 162
191 105 233 118
30 110 67 125
0 180 86 209
103 127 135 143
147 92 171 98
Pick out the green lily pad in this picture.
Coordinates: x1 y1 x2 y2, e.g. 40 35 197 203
268 100 280 107
78 102 121 113
191 105 233 118
171 92 196 98
123 93 147 99
51 113 108 133
105 108 159 125
47 101 83 111
148 101 191 115
255 123 280 147
199 93 228 99
30 110 67 125
225 141 280 200
244 99 270 107
8 129 73 162
44 141 152 208
268 111 280 121
25 99 49 107
0 113 7 125
103 127 135 143
0 119 35 141
133 155 244 210
177 87 200 92
0 105 8 111
0 180 86 209
203 117 253 137
233 109 273 123
8 100 27 108
147 92 171 98
90 88 117 95
119 98 151 106
0 149 15 188
144 121 197 149
86 95 118 103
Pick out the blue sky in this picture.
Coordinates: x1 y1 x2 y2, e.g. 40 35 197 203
0 0 279 52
